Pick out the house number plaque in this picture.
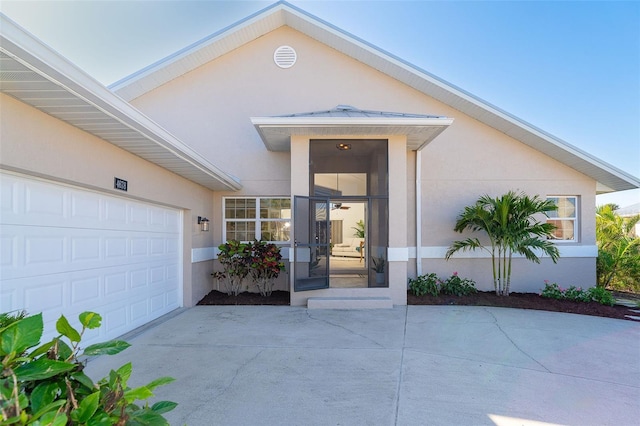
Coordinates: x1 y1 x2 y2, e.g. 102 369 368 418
114 177 128 192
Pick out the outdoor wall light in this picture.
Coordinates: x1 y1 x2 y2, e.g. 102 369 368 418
198 216 210 231
336 143 351 151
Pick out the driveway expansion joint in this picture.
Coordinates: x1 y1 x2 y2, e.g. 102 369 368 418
483 307 551 373
305 310 386 348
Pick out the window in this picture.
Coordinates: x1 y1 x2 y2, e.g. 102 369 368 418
547 196 578 241
224 197 291 242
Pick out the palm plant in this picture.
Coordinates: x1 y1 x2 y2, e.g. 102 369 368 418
596 204 640 290
445 191 560 296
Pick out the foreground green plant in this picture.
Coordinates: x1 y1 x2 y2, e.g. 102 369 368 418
0 310 26 329
446 191 560 296
0 311 176 425
540 282 615 306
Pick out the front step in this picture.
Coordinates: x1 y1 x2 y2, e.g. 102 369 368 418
307 297 393 310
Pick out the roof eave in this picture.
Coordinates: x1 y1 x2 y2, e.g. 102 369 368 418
0 13 242 192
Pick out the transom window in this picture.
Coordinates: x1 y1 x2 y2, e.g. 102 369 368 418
224 197 291 242
547 196 578 242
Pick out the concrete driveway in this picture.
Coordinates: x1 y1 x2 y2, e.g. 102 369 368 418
85 306 640 425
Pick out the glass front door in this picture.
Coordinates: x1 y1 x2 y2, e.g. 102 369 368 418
293 196 330 291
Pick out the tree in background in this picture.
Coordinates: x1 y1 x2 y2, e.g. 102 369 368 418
596 204 640 292
446 191 560 296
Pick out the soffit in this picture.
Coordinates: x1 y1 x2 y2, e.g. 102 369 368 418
110 1 638 192
0 15 241 192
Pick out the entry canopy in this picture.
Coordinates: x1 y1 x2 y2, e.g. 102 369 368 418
251 105 454 151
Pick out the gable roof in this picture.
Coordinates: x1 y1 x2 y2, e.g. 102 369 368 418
110 1 638 193
616 203 640 217
0 13 242 192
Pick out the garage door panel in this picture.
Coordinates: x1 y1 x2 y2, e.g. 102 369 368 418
71 276 100 304
71 236 101 262
104 305 128 337
71 192 101 221
1 234 16 267
2 225 179 280
26 234 66 265
104 199 127 225
105 237 127 258
3 260 179 344
1 173 182 346
2 174 181 233
104 272 127 296
25 182 67 218
1 177 18 215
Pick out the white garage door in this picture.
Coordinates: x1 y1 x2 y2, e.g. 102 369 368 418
0 173 182 345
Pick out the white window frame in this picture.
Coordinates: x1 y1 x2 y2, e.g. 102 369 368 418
547 196 579 243
222 197 291 243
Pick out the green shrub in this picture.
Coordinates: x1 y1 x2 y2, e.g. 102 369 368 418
563 286 592 303
409 273 440 296
440 272 477 296
409 272 477 297
0 311 176 425
214 240 251 296
214 239 285 296
540 281 564 300
587 286 615 306
248 239 285 297
596 204 640 292
540 282 615 306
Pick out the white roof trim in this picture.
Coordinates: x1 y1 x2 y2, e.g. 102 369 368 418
251 115 454 151
110 1 638 193
253 117 452 126
0 13 242 192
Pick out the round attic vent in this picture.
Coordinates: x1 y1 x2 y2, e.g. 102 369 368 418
274 45 297 69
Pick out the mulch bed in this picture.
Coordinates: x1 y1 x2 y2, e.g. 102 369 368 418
407 291 638 321
197 289 639 322
197 290 290 306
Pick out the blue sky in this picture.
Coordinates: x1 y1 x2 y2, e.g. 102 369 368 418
2 0 638 207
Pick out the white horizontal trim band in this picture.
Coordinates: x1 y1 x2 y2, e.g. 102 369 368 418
192 245 594 263
191 246 290 263
387 247 409 262
191 247 217 263
417 245 597 259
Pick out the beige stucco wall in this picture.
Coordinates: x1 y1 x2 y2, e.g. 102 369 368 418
124 25 599 297
410 111 597 293
126 26 465 195
0 93 217 306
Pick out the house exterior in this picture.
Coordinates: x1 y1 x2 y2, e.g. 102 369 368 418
615 203 640 237
1 2 639 339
